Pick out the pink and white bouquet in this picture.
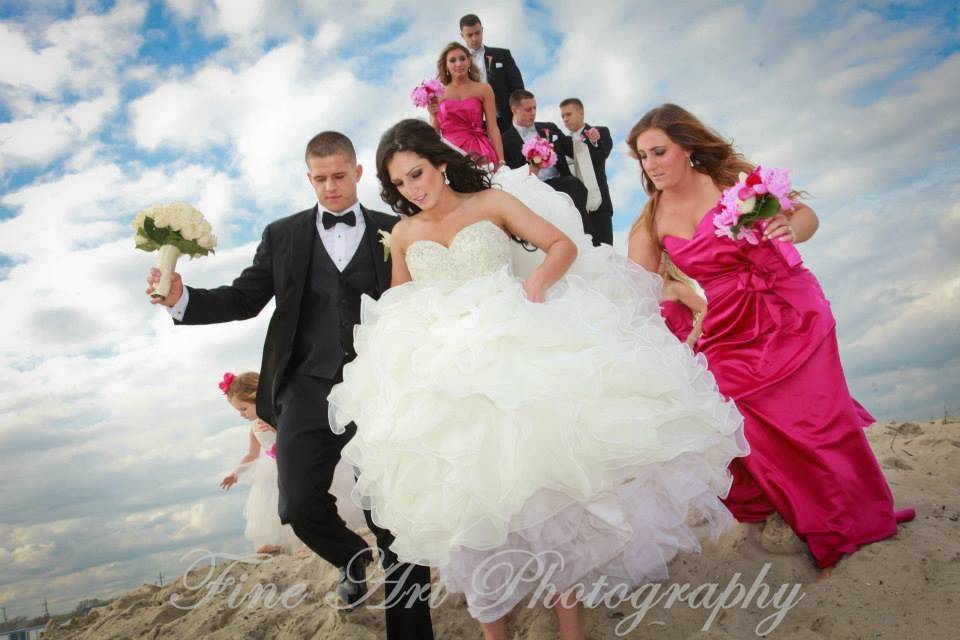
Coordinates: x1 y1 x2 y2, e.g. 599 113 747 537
410 78 445 108
521 137 557 170
712 166 794 244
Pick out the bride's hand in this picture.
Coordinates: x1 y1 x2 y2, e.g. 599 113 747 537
522 275 548 303
762 213 796 242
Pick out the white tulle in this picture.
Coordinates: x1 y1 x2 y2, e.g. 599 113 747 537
240 454 303 552
327 166 748 622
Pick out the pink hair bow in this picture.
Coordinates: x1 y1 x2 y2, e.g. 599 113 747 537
218 372 236 395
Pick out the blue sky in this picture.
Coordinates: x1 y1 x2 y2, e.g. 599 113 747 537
1 0 959 619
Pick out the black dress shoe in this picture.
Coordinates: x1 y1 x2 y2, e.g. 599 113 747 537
337 557 369 608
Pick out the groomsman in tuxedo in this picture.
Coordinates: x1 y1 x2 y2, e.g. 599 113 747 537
144 132 433 640
560 97 615 246
501 89 591 234
459 13 525 132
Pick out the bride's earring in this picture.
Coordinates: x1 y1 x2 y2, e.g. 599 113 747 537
443 170 450 185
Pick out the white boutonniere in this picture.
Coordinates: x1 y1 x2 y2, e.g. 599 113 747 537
378 229 391 262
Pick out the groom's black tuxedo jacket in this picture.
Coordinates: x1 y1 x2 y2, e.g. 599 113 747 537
483 46 525 130
175 205 397 425
501 121 574 177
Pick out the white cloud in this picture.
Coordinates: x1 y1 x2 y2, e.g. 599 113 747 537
0 2 144 175
0 21 71 95
0 92 119 172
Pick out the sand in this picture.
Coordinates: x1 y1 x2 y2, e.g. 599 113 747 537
44 419 960 639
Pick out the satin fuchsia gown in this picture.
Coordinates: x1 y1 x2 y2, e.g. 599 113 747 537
660 299 694 343
436 97 498 166
664 207 912 568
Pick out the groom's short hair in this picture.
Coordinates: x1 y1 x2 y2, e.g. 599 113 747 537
305 131 357 164
509 89 535 107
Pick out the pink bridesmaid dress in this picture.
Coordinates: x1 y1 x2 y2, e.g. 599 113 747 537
660 299 694 343
437 97 498 165
664 208 912 568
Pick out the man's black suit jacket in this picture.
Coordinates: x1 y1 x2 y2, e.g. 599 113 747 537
175 205 396 425
502 121 574 177
561 123 614 214
483 46 524 130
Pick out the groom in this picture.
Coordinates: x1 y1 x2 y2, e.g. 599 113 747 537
145 132 433 640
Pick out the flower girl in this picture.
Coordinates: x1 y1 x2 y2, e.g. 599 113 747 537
218 371 303 554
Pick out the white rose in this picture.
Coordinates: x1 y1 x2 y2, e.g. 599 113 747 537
169 208 188 232
181 221 203 241
132 211 146 230
152 207 170 228
198 233 217 250
738 195 756 214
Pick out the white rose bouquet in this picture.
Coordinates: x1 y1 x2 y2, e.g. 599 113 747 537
132 203 217 300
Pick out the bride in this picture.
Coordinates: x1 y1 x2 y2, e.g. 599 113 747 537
328 118 748 640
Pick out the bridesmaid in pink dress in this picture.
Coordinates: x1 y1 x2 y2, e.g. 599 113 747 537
658 253 706 347
428 42 504 168
626 104 914 572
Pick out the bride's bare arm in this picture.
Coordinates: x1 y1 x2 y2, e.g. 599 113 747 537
389 219 413 287
485 190 577 302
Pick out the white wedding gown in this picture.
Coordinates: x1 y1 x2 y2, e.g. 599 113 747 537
328 168 749 622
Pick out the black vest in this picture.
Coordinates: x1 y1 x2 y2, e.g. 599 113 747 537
288 226 377 379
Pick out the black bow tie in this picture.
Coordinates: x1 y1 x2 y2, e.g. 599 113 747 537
321 210 356 230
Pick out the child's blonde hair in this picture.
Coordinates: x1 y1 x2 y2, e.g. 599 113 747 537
220 371 259 403
661 253 696 289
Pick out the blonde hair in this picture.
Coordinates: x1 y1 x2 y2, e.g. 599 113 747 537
661 252 696 288
226 372 259 403
437 42 481 84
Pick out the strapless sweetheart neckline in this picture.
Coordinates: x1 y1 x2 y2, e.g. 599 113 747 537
407 219 503 253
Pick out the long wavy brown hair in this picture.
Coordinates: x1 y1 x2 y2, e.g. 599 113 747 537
626 104 754 241
376 119 491 216
436 42 481 84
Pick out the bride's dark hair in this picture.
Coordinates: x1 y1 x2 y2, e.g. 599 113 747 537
376 118 492 216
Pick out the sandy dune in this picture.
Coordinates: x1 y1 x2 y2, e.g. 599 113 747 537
45 419 960 639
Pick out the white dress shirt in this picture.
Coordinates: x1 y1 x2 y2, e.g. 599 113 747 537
166 201 366 321
470 45 488 83
514 123 559 181
317 200 366 271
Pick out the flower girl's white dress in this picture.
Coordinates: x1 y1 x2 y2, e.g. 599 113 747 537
240 425 302 552
328 168 749 621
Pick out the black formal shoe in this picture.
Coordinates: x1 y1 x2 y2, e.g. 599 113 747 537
337 557 369 609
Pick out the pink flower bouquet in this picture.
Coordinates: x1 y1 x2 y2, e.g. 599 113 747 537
712 166 795 244
411 78 445 108
521 137 557 170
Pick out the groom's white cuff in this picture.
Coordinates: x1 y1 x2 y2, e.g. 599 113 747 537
165 287 190 321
